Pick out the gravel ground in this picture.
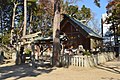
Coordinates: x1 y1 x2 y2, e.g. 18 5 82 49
0 59 120 80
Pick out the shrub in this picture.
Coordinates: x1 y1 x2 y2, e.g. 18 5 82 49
25 49 31 54
83 51 91 56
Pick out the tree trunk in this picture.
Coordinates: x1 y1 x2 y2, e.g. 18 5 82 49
10 3 21 65
23 0 27 36
29 10 32 34
11 3 17 44
52 0 61 66
0 10 3 38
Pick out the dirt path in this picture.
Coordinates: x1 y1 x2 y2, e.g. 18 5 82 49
0 59 120 80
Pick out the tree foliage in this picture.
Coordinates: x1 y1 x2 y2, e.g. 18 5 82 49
0 32 11 45
106 0 120 35
66 5 78 16
62 2 92 24
75 5 91 24
0 0 100 45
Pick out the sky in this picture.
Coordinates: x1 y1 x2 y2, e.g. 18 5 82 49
75 0 109 30
77 0 108 20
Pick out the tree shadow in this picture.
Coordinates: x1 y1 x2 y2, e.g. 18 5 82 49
101 77 120 80
95 64 120 74
0 63 56 80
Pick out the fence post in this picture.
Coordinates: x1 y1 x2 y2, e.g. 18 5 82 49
84 55 89 67
81 56 84 67
78 56 80 66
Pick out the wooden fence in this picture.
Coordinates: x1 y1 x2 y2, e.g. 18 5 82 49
60 52 116 67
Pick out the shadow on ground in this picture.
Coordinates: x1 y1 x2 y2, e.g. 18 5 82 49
100 77 120 80
0 63 56 80
95 64 120 74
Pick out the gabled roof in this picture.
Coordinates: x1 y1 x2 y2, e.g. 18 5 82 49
62 14 102 39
